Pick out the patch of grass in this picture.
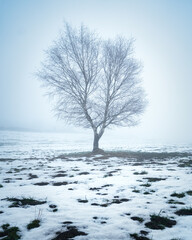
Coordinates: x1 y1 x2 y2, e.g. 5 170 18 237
13 168 21 173
133 171 148 175
112 198 130 204
91 198 129 207
140 230 149 236
49 204 57 208
103 173 113 177
178 159 192 167
3 178 13 183
71 168 80 172
131 216 144 223
143 191 151 195
4 197 46 208
170 192 185 198
0 158 15 162
145 214 176 230
170 238 183 240
0 211 3 214
78 172 90 175
52 181 68 186
91 203 108 207
52 226 87 240
77 199 88 203
49 204 58 212
186 190 192 196
15 178 22 181
130 233 150 240
28 173 38 179
102 184 113 188
0 224 21 239
143 177 166 182
89 187 101 191
63 221 73 225
0 184 3 188
96 193 108 196
140 183 151 187
175 207 192 216
56 170 66 173
167 199 185 205
60 151 192 161
2 224 10 230
132 189 140 193
52 173 67 178
34 182 49 186
150 189 155 193
27 220 40 230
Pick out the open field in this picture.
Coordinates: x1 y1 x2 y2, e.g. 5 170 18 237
0 151 192 240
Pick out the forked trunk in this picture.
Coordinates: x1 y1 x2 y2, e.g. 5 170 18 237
92 128 105 153
93 132 100 152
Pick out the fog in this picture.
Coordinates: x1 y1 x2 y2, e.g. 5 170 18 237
0 0 192 144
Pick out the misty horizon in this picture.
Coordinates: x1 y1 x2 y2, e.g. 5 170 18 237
1 0 192 144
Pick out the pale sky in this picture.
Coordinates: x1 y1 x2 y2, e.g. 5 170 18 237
0 0 192 144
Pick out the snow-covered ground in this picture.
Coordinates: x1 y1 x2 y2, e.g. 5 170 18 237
0 152 192 240
1 131 192 239
1 130 192 160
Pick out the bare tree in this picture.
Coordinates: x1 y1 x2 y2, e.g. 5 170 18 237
38 23 147 152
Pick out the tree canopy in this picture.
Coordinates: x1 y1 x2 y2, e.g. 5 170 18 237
38 23 147 152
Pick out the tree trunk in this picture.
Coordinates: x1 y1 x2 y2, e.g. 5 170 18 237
93 132 99 152
92 129 106 153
